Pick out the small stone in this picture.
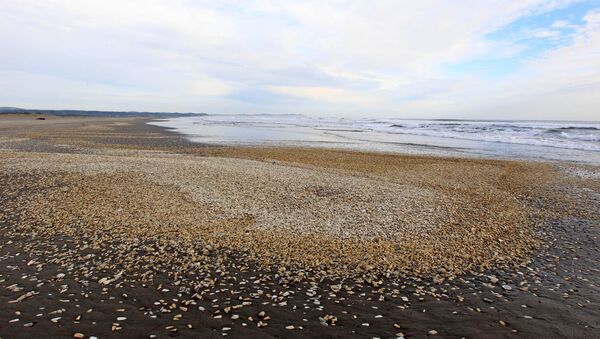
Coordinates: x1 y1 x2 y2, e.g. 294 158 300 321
73 333 85 339
257 321 268 328
285 325 295 330
98 277 111 285
428 329 438 335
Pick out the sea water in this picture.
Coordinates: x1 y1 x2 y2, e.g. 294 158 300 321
149 114 600 164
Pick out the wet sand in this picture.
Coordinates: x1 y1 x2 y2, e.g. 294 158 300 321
0 115 599 338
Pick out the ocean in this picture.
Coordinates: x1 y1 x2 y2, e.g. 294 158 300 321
149 115 600 164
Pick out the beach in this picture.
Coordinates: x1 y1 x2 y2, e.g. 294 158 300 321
1 115 599 338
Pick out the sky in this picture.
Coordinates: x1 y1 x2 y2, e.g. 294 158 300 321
1 0 599 120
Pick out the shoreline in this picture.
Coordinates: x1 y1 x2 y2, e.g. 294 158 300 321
148 116 600 165
1 115 599 338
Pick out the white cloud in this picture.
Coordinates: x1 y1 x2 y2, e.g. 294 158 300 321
269 85 378 106
528 28 562 38
418 7 600 120
0 0 598 120
552 19 572 28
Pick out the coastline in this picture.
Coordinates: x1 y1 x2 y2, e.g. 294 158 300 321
1 115 599 338
148 115 600 165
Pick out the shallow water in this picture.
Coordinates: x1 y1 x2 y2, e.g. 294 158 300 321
149 115 600 164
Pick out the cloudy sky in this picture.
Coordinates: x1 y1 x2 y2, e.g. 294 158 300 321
1 0 599 120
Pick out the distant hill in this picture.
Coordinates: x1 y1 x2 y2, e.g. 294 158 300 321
0 107 207 117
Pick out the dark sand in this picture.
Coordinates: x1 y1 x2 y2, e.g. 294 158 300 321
0 115 599 338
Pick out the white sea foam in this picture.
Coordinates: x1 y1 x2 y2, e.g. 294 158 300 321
377 120 600 151
153 115 600 152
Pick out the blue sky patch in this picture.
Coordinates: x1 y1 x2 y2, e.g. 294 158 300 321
445 1 599 78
